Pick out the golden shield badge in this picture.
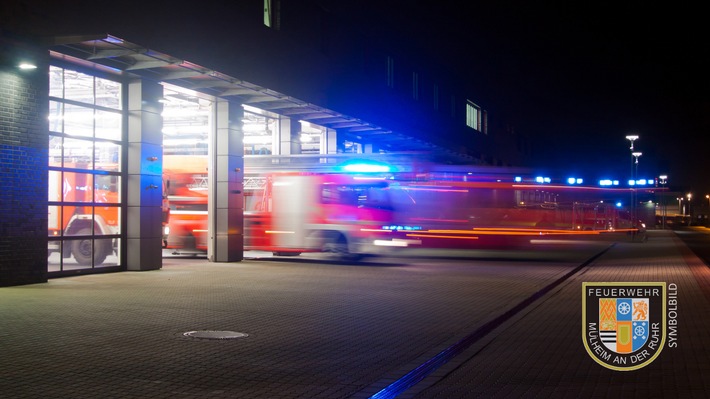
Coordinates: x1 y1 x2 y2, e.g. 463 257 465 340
582 282 666 371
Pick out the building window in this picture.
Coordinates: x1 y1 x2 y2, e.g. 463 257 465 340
48 65 124 273
466 100 482 132
387 56 394 88
264 0 280 29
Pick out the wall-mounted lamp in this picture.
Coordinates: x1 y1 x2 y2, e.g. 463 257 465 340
18 62 37 70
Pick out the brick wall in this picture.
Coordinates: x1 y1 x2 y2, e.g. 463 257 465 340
0 39 49 287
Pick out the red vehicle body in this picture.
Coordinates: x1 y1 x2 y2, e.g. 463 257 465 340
244 173 406 257
163 155 409 257
385 178 642 248
49 164 170 265
48 165 120 265
163 155 210 253
163 156 647 255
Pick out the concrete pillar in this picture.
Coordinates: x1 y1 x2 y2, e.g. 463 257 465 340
323 128 337 154
208 99 244 262
126 79 163 271
278 117 301 155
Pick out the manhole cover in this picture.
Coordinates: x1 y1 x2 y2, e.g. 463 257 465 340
183 330 249 340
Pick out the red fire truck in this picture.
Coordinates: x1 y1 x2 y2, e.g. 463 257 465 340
163 156 410 258
48 167 120 266
384 177 642 248
244 172 408 258
49 164 170 266
163 155 209 253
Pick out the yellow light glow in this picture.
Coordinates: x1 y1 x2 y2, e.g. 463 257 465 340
373 240 409 247
406 234 480 240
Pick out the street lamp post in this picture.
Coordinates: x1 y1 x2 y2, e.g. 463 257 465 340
659 175 667 229
631 151 642 230
632 152 642 177
625 135 639 233
626 135 639 151
626 136 639 181
687 193 692 225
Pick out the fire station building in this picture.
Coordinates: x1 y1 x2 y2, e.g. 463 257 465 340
1 1 527 286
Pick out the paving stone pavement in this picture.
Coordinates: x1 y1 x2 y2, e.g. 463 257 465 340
0 231 707 398
407 231 710 398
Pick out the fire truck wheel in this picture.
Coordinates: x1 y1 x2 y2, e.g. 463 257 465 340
71 228 109 266
323 233 362 261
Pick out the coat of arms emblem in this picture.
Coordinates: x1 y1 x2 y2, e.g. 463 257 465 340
583 282 666 370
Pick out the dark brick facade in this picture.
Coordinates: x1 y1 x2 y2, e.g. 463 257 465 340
0 38 49 286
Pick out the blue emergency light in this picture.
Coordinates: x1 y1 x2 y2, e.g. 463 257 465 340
338 159 394 173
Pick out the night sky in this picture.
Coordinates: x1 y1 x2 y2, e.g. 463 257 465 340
7 1 707 193
321 2 710 194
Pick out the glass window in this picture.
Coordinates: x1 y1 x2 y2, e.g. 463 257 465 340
48 205 61 234
264 0 273 27
321 184 390 209
95 77 122 109
94 175 120 203
95 142 121 171
61 206 86 233
95 109 121 140
48 64 124 272
47 240 62 272
98 238 120 268
49 66 64 98
62 172 93 202
466 100 481 131
48 101 63 133
62 137 93 168
63 103 94 137
48 136 62 167
94 206 121 233
48 171 62 201
64 69 95 105
62 238 92 266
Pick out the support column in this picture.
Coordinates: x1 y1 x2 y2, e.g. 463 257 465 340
208 99 244 262
278 117 301 155
126 79 163 271
323 128 338 154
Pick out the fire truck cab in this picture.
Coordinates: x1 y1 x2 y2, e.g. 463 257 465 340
47 170 120 266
